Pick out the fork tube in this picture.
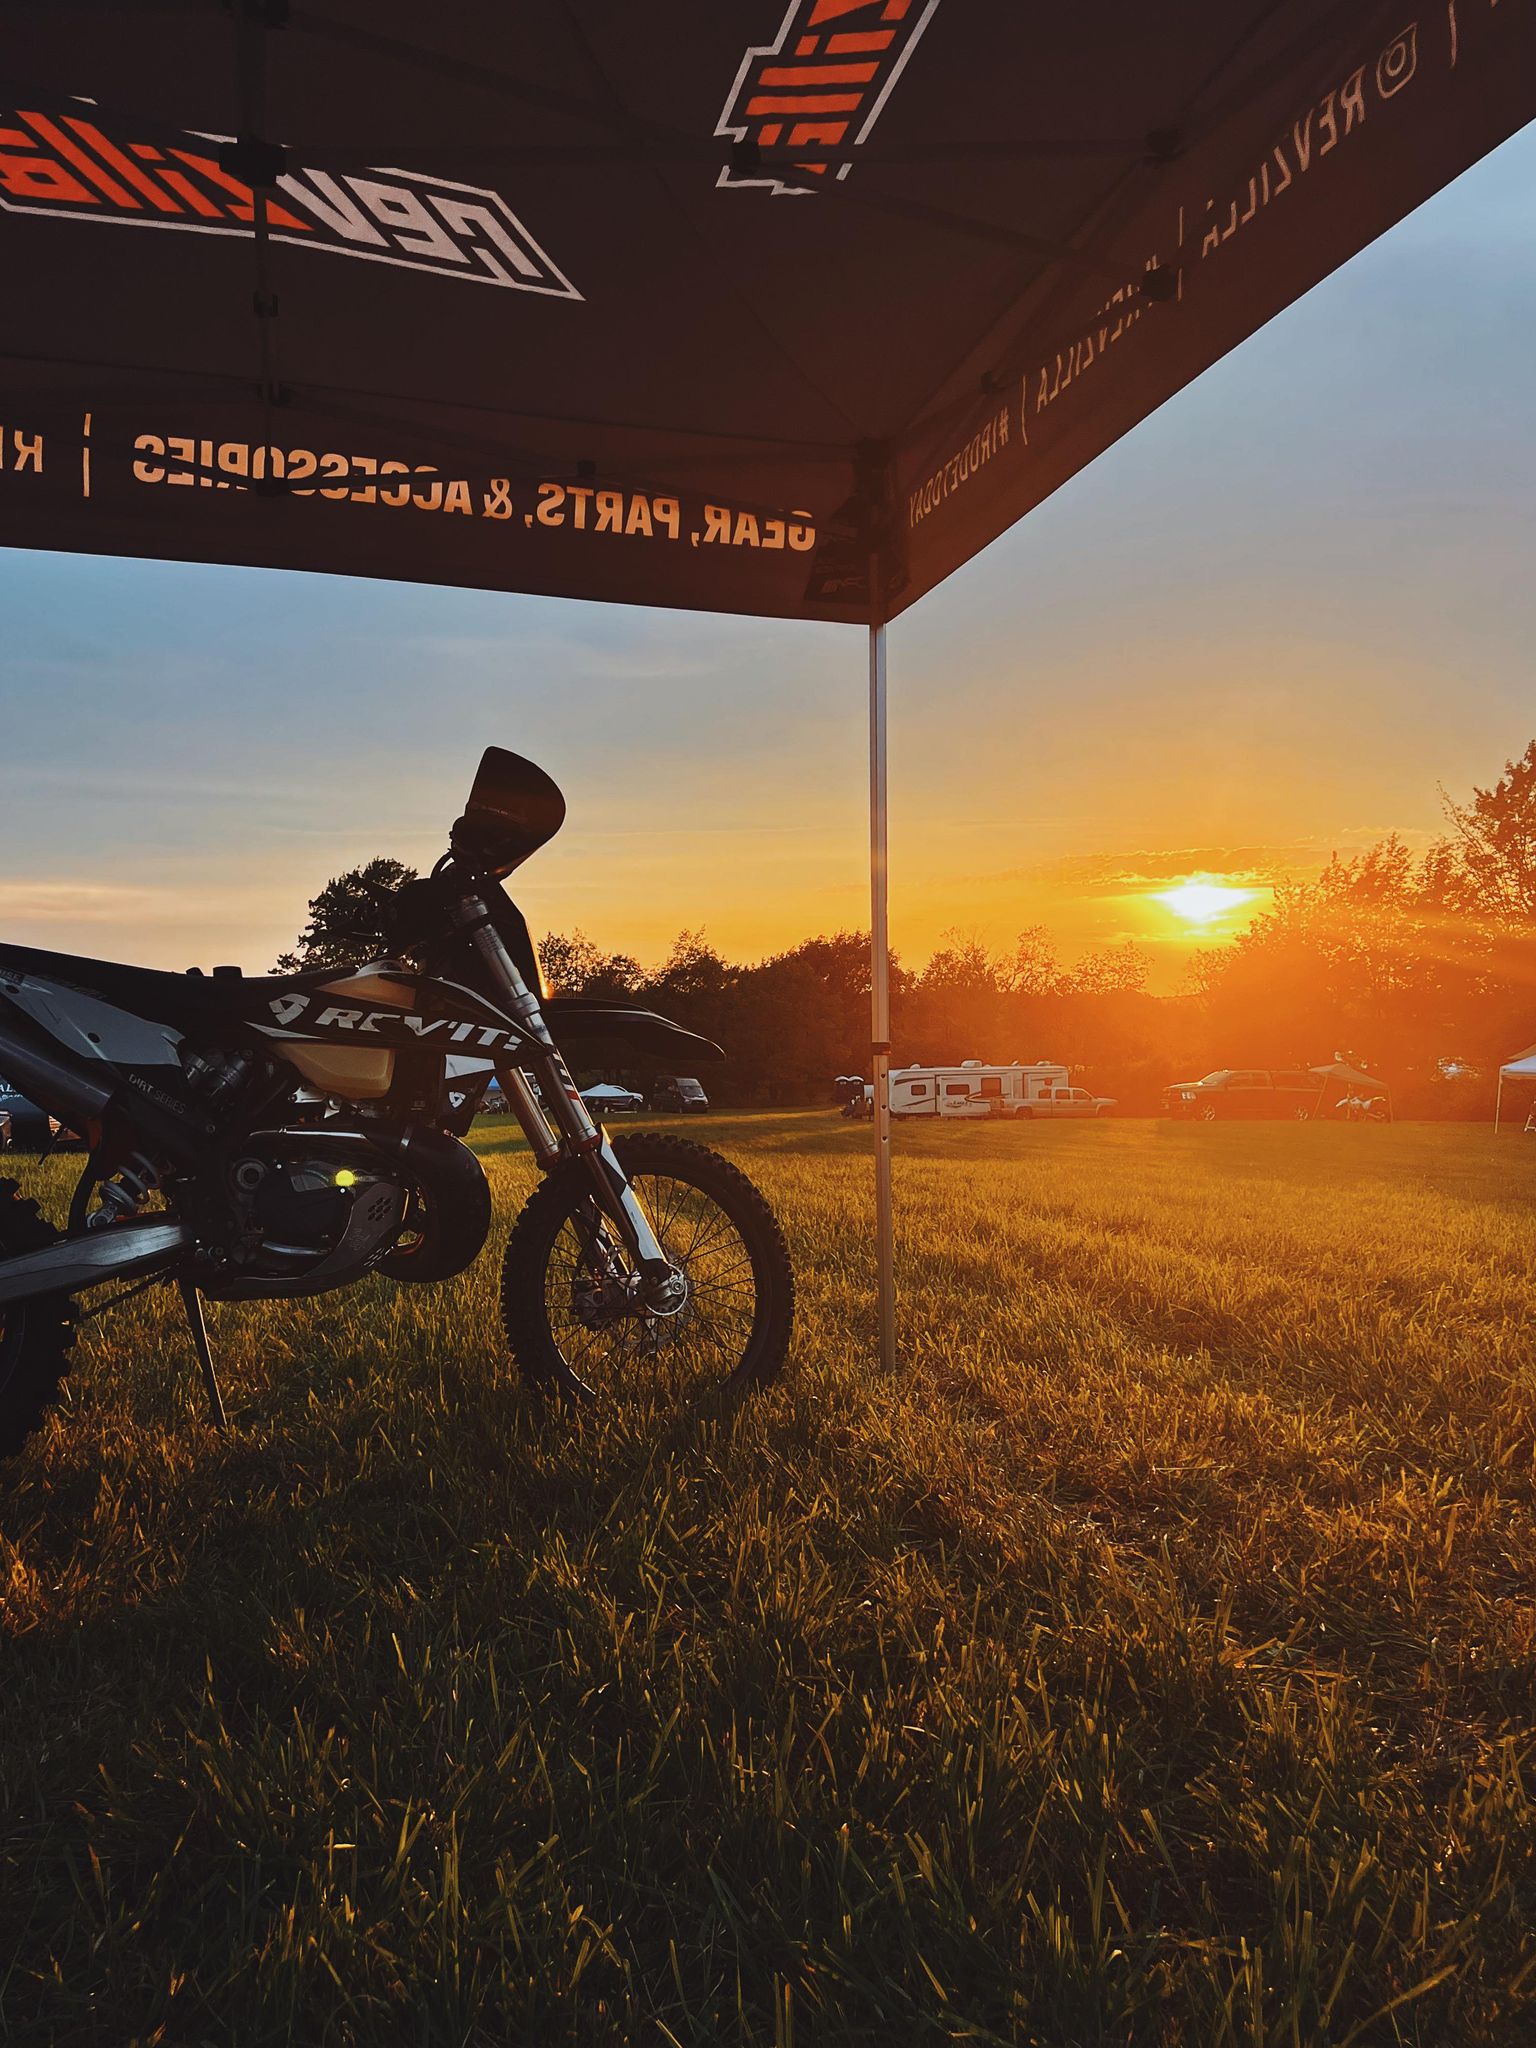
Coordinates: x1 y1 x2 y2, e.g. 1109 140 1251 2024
498 1065 561 1168
454 897 672 1271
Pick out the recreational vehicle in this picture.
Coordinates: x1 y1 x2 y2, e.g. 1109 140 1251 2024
888 1061 1095 1119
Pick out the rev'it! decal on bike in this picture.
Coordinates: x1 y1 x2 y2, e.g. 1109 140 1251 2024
261 989 526 1054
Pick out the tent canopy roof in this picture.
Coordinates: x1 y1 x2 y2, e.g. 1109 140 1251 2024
6 3 1532 623
1500 1048 1536 1078
1310 1062 1388 1096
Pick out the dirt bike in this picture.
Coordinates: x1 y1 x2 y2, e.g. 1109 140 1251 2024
0 748 793 1454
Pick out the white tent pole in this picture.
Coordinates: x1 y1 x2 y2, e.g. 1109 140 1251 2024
868 604 896 1370
1496 1072 1503 1133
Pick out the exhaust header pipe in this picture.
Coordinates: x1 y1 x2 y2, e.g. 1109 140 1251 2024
0 1217 191 1308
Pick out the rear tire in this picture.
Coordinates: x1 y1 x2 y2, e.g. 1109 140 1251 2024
0 1180 76 1458
1199 1102 1220 1123
501 1132 793 1402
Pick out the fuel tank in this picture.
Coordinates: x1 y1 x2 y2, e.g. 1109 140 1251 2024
263 965 539 1103
272 971 415 1100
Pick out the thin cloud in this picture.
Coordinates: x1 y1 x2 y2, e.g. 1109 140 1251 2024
0 880 168 920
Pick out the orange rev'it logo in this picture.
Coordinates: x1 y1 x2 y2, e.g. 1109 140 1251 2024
715 0 941 195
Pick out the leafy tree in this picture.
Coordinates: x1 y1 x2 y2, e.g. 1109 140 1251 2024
1435 741 1536 921
1061 944 1150 998
536 929 601 996
920 929 1002 996
649 930 730 1001
722 932 888 1105
538 929 642 998
1004 927 1063 998
274 857 417 973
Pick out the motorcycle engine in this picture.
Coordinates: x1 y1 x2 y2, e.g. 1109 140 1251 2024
208 1137 408 1299
239 1151 368 1245
171 1052 487 1296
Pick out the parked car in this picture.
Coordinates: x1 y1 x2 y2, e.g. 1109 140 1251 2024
580 1081 644 1115
0 1081 50 1150
651 1074 710 1114
1164 1069 1323 1120
0 1104 10 1151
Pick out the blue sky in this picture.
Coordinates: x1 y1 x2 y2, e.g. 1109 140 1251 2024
3 122 1534 985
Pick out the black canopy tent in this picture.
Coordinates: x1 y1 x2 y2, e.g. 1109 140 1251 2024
5 1 1533 1364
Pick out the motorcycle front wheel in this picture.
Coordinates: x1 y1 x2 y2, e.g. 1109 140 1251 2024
500 1132 793 1402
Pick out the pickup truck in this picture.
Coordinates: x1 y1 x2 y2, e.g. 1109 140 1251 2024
1164 1069 1320 1120
1020 1084 1116 1120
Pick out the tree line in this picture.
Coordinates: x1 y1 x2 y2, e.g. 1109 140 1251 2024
277 743 1536 1116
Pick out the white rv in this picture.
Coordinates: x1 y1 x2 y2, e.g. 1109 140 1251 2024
888 1060 1070 1120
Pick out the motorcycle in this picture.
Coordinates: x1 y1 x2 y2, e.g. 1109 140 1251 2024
0 747 794 1455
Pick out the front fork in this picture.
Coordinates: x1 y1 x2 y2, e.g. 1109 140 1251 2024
452 897 682 1303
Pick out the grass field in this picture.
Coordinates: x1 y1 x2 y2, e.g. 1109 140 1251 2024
4 1115 1536 2044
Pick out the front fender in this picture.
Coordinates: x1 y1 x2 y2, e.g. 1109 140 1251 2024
543 999 725 1064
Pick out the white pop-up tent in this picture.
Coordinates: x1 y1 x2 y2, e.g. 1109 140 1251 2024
1494 1047 1536 1133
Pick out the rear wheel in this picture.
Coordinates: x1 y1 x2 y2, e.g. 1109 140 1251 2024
1292 1104 1312 1122
0 1181 76 1457
501 1132 793 1402
1199 1102 1220 1123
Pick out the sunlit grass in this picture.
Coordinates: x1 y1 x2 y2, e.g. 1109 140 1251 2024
3 1116 1536 2042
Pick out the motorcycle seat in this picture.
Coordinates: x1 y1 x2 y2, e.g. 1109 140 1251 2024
0 942 339 1035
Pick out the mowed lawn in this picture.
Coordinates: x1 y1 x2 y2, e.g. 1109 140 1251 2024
4 1116 1536 2044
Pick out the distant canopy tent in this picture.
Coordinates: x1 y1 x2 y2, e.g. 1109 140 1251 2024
1309 1061 1391 1117
6 2 1535 1361
1495 1048 1536 1133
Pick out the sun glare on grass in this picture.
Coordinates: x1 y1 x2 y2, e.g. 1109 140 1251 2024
1154 879 1262 926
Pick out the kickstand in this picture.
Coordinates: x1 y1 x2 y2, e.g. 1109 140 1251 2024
178 1280 227 1431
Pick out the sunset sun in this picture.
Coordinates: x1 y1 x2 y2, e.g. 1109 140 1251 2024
1154 880 1263 926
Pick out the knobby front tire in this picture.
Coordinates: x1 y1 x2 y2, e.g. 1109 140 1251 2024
500 1132 794 1402
0 1180 77 1458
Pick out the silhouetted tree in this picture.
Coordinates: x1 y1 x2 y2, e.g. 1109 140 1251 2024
1060 944 1150 998
1004 927 1063 997
538 930 642 998
1436 741 1536 922
649 930 731 1001
275 857 417 973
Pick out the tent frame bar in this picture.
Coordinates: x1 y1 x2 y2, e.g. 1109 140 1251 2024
868 598 896 1370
